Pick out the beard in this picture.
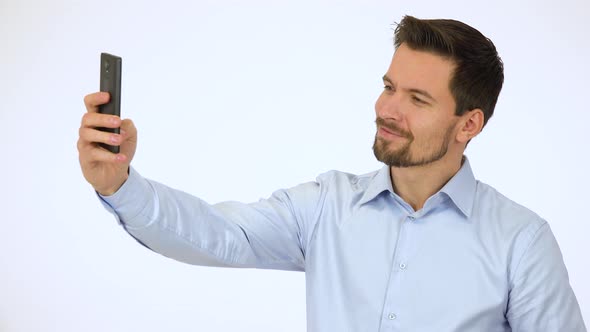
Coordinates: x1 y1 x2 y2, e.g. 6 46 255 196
372 118 454 168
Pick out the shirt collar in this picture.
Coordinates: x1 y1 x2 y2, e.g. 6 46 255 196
358 165 396 206
359 156 476 218
439 156 476 218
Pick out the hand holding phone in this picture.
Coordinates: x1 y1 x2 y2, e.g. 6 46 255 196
98 52 122 153
78 53 137 196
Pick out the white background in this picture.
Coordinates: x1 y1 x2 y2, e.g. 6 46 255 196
1 0 588 331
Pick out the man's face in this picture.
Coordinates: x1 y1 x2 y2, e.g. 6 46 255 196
373 43 460 168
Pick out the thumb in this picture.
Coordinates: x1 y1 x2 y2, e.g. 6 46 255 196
119 118 137 161
120 118 137 138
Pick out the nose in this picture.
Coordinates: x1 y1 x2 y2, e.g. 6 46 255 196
375 91 404 121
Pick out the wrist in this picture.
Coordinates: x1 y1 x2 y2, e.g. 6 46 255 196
96 173 129 196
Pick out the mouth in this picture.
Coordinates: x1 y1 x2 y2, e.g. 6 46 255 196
378 126 405 139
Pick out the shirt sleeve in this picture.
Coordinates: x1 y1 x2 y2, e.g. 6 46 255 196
506 221 587 331
96 166 326 271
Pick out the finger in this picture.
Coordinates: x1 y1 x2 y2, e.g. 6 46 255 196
83 92 110 113
81 112 121 129
79 127 124 148
79 143 128 166
86 145 127 163
120 119 137 137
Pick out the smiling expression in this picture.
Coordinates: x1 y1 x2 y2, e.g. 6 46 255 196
373 43 462 168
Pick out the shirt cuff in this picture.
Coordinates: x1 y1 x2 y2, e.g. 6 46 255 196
96 166 155 229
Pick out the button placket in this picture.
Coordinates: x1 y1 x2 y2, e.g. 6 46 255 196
397 215 414 271
378 216 410 331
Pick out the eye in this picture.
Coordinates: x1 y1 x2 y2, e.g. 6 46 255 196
383 85 394 91
412 95 426 104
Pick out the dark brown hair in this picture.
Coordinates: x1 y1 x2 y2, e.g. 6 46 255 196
394 15 504 128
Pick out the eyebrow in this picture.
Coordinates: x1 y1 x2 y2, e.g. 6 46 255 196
382 75 437 102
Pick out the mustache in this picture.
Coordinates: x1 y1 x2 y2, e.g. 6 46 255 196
375 118 413 139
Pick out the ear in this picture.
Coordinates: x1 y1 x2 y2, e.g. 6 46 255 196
456 108 484 144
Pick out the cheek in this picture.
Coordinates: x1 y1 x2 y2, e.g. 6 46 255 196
408 117 438 142
374 93 385 115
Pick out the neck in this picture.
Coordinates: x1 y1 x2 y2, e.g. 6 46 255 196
390 154 464 212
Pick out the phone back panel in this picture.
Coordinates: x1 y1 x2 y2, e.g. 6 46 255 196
98 53 122 153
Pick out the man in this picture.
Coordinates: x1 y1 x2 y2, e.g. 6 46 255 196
78 15 586 331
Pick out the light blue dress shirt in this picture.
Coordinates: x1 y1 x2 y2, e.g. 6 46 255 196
98 157 586 331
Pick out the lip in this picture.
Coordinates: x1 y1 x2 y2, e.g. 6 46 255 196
378 126 404 139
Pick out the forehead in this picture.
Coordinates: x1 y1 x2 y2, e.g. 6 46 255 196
387 43 456 100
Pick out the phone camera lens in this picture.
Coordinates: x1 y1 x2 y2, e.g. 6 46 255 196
105 61 110 73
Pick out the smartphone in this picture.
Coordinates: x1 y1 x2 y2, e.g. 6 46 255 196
98 52 122 154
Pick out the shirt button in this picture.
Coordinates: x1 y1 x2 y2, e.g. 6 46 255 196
408 215 415 221
399 263 407 270
388 313 397 320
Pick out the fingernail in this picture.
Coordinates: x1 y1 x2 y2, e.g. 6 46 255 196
116 154 125 161
120 129 127 135
109 135 119 144
111 117 120 125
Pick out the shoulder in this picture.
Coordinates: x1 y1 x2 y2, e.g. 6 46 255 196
471 181 559 284
315 168 380 191
473 181 549 260
474 180 547 229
